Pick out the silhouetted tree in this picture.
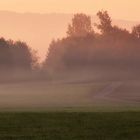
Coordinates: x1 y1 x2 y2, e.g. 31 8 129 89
43 11 140 73
67 13 94 37
0 38 13 71
132 24 140 39
96 10 112 35
43 39 68 71
0 37 38 74
11 41 38 70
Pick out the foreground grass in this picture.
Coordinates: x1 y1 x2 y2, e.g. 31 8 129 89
0 112 139 140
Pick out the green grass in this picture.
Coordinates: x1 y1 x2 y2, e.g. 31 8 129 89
0 112 139 140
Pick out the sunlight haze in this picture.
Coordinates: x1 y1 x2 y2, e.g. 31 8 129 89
0 0 139 61
0 0 140 21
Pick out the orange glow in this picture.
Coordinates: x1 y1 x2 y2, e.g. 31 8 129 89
0 0 139 21
0 0 139 60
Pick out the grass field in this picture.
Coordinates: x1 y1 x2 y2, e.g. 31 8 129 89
0 78 140 139
0 112 139 140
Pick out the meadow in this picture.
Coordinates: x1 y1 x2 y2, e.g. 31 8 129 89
0 74 140 139
0 112 140 140
0 75 140 111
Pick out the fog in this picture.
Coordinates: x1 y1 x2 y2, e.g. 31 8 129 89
0 67 139 111
0 11 140 111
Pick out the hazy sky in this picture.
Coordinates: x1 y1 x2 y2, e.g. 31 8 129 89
0 0 140 21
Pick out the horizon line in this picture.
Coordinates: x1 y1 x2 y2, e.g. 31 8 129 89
0 10 139 22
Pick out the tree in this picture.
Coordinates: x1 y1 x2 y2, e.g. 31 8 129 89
43 11 140 73
11 41 38 70
67 13 94 37
0 38 13 70
96 10 112 35
132 24 140 39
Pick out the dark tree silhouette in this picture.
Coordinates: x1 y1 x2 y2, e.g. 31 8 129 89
0 38 38 73
67 13 94 37
42 11 140 73
0 38 13 71
132 24 140 39
11 41 38 70
96 10 112 35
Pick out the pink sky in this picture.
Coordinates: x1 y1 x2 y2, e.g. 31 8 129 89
0 0 140 21
0 0 139 61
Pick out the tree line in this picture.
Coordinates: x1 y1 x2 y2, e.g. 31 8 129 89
43 11 140 73
0 10 140 76
0 38 38 73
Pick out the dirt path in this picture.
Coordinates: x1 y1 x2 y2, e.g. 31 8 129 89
92 81 140 105
93 82 123 98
